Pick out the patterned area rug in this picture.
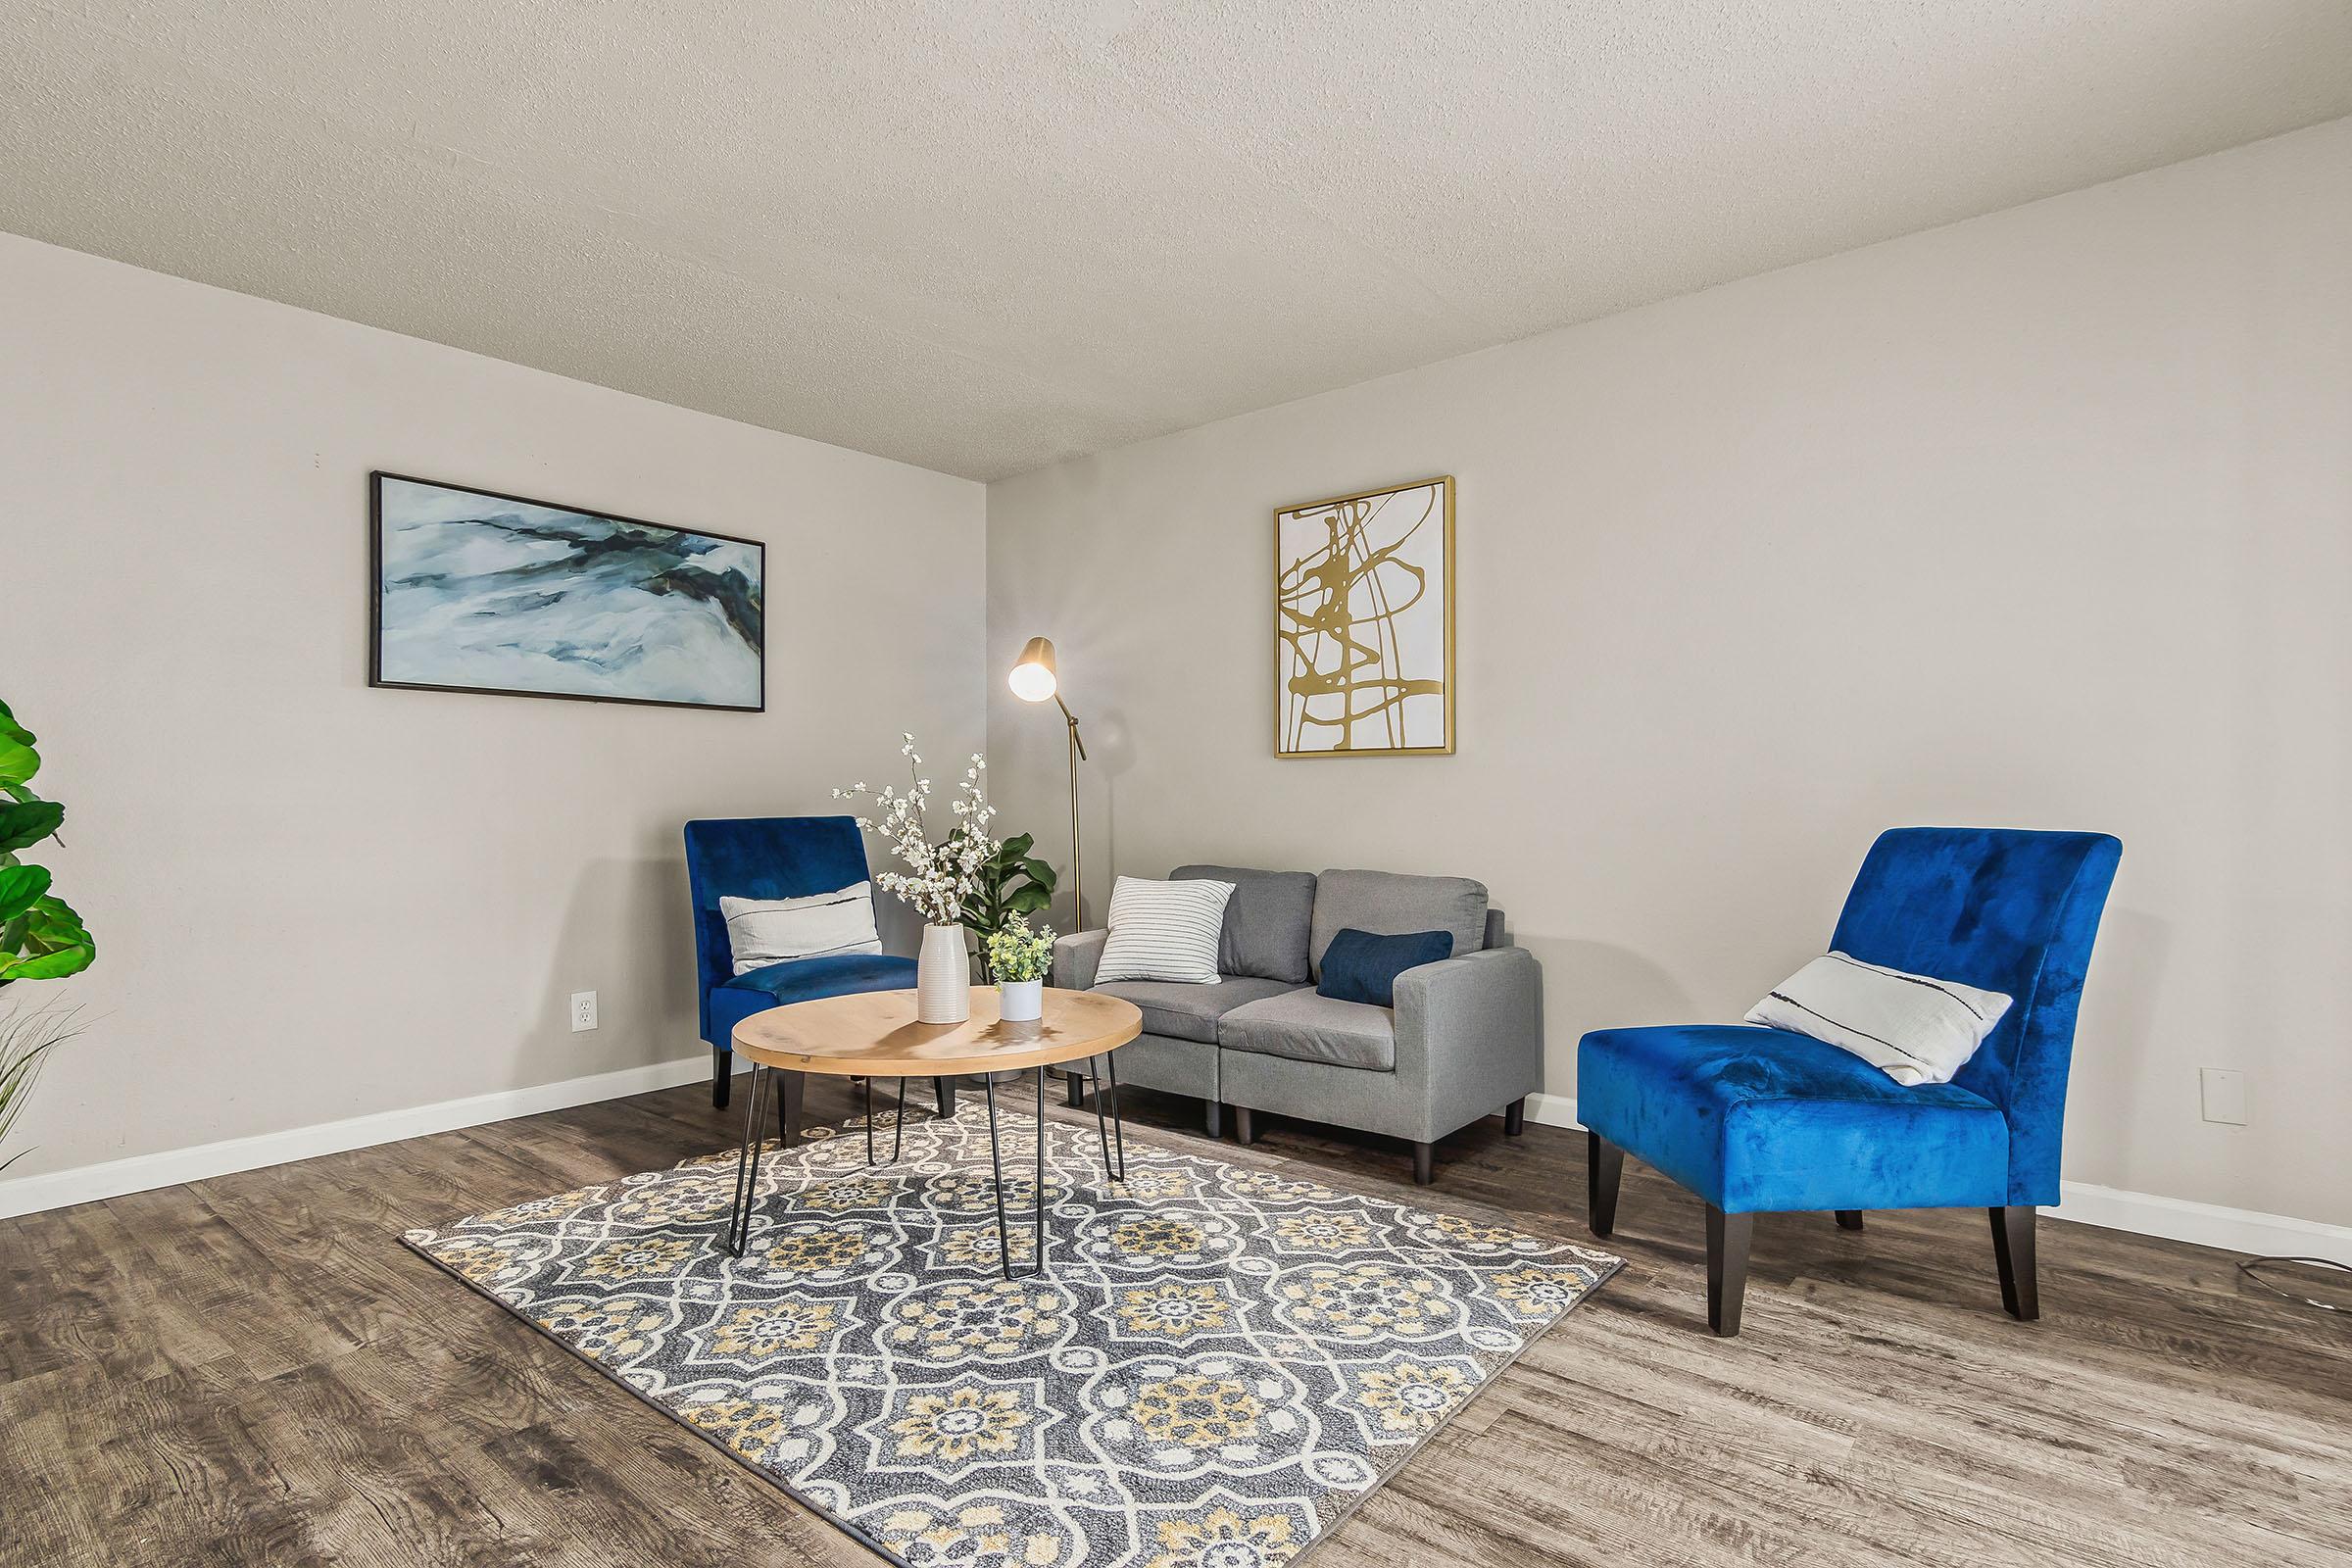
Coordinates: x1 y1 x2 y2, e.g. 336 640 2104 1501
404 1100 1620 1568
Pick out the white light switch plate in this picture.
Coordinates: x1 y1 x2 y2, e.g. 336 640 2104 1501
2199 1067 2246 1125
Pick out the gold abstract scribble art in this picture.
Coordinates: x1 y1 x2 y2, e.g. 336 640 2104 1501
1276 476 1452 756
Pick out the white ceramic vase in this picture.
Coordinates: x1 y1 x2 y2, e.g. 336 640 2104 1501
999 977 1044 1022
916 923 970 1023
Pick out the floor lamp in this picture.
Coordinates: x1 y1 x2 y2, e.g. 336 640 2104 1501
1008 636 1087 929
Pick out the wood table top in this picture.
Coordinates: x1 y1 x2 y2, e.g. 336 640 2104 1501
728 986 1143 1077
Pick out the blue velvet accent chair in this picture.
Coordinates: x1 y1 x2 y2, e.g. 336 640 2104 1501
1577 828 2122 1335
684 815 921 1110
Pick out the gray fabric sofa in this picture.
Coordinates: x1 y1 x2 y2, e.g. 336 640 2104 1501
1052 864 1543 1183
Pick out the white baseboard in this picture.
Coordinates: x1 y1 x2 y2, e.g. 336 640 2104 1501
1515 1090 2349 1260
0 1050 741 1221
2045 1182 2352 1260
7 1069 2346 1261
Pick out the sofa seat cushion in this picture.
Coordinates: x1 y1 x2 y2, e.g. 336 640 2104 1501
710 953 919 1044
1174 864 1316 984
1217 988 1396 1072
1309 869 1489 979
1576 1023 2011 1214
1091 975 1298 1044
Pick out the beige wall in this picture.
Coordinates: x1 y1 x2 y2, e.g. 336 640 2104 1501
987 117 2352 1227
0 233 985 1184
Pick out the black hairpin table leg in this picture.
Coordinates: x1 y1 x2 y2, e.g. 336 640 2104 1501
982 1069 1050 1280
724 1065 772 1258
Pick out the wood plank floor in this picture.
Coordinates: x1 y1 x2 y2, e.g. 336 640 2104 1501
3 1076 2346 1567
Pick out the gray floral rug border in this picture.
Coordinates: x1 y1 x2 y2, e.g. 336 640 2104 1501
403 1102 1620 1568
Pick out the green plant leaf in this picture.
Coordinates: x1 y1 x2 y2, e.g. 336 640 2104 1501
1004 884 1052 915
0 863 52 924
1021 858 1057 891
999 832 1034 860
0 801 63 854
0 720 36 791
0 895 93 981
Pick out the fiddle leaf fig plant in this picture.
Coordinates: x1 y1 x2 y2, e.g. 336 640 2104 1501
956 831 1058 981
0 694 95 1172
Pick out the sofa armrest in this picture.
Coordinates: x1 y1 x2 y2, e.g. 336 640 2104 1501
1054 929 1109 991
1392 947 1544 1121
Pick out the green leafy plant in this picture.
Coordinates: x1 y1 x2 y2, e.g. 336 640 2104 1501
984 914 1056 985
0 694 95 1171
955 831 1057 980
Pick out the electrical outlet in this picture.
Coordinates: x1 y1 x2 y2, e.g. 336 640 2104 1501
570 991 599 1033
2199 1067 2246 1126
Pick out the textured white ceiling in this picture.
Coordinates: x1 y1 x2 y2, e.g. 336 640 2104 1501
6 2 2349 481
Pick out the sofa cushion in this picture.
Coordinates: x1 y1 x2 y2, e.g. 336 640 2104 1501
1092 975 1298 1045
1576 1023 2010 1213
1174 864 1316 984
1217 988 1396 1072
1309 869 1489 979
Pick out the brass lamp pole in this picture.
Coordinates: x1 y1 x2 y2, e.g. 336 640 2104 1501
1008 636 1088 929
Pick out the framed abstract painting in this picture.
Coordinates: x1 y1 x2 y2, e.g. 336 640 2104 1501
1274 474 1453 757
369 472 764 711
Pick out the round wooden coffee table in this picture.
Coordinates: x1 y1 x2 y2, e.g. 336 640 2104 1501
722 986 1142 1275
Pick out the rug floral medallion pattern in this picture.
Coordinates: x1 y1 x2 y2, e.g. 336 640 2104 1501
405 1101 1620 1568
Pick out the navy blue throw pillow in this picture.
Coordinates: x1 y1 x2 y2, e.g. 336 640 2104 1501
1317 927 1453 1007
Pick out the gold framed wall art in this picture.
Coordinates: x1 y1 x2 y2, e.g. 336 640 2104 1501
1274 475 1454 758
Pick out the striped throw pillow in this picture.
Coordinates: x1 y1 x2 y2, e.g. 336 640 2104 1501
1745 951 2012 1086
720 883 883 975
1095 875 1237 985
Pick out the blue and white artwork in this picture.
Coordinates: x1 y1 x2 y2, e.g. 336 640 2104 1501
371 474 764 710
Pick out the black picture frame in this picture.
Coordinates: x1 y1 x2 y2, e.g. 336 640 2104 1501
368 470 767 713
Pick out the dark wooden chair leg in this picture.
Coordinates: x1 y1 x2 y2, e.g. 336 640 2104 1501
1065 1070 1085 1109
1411 1141 1435 1185
1706 1206 1754 1336
1233 1106 1255 1146
1990 1204 2039 1320
934 1077 956 1118
1503 1098 1527 1136
1587 1131 1624 1238
1835 1209 1864 1231
777 1069 805 1150
1204 1101 1222 1139
712 1046 731 1109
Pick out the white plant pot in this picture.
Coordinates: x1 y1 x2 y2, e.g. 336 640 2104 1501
999 977 1044 1022
916 924 971 1023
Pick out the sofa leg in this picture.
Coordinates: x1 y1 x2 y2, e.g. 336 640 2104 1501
1065 1070 1085 1109
712 1046 730 1109
1587 1131 1623 1238
1835 1209 1864 1231
1706 1206 1753 1336
1503 1098 1526 1136
1990 1205 2039 1321
935 1077 956 1118
1204 1101 1222 1139
1411 1141 1435 1185
1233 1106 1255 1146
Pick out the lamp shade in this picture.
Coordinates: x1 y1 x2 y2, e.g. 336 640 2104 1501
1008 636 1058 703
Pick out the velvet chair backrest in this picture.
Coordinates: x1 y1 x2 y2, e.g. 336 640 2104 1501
683 816 873 1042
1828 827 2122 1204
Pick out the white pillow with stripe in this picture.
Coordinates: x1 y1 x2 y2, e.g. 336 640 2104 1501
721 883 883 975
1745 951 2013 1087
1095 875 1237 985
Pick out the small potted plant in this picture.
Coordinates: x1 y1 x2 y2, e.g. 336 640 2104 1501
986 914 1055 1022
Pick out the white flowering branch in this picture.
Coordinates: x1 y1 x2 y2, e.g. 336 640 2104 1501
834 734 998 927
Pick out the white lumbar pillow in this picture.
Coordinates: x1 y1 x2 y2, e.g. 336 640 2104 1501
1745 952 2013 1087
721 882 883 975
1094 874 1237 985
